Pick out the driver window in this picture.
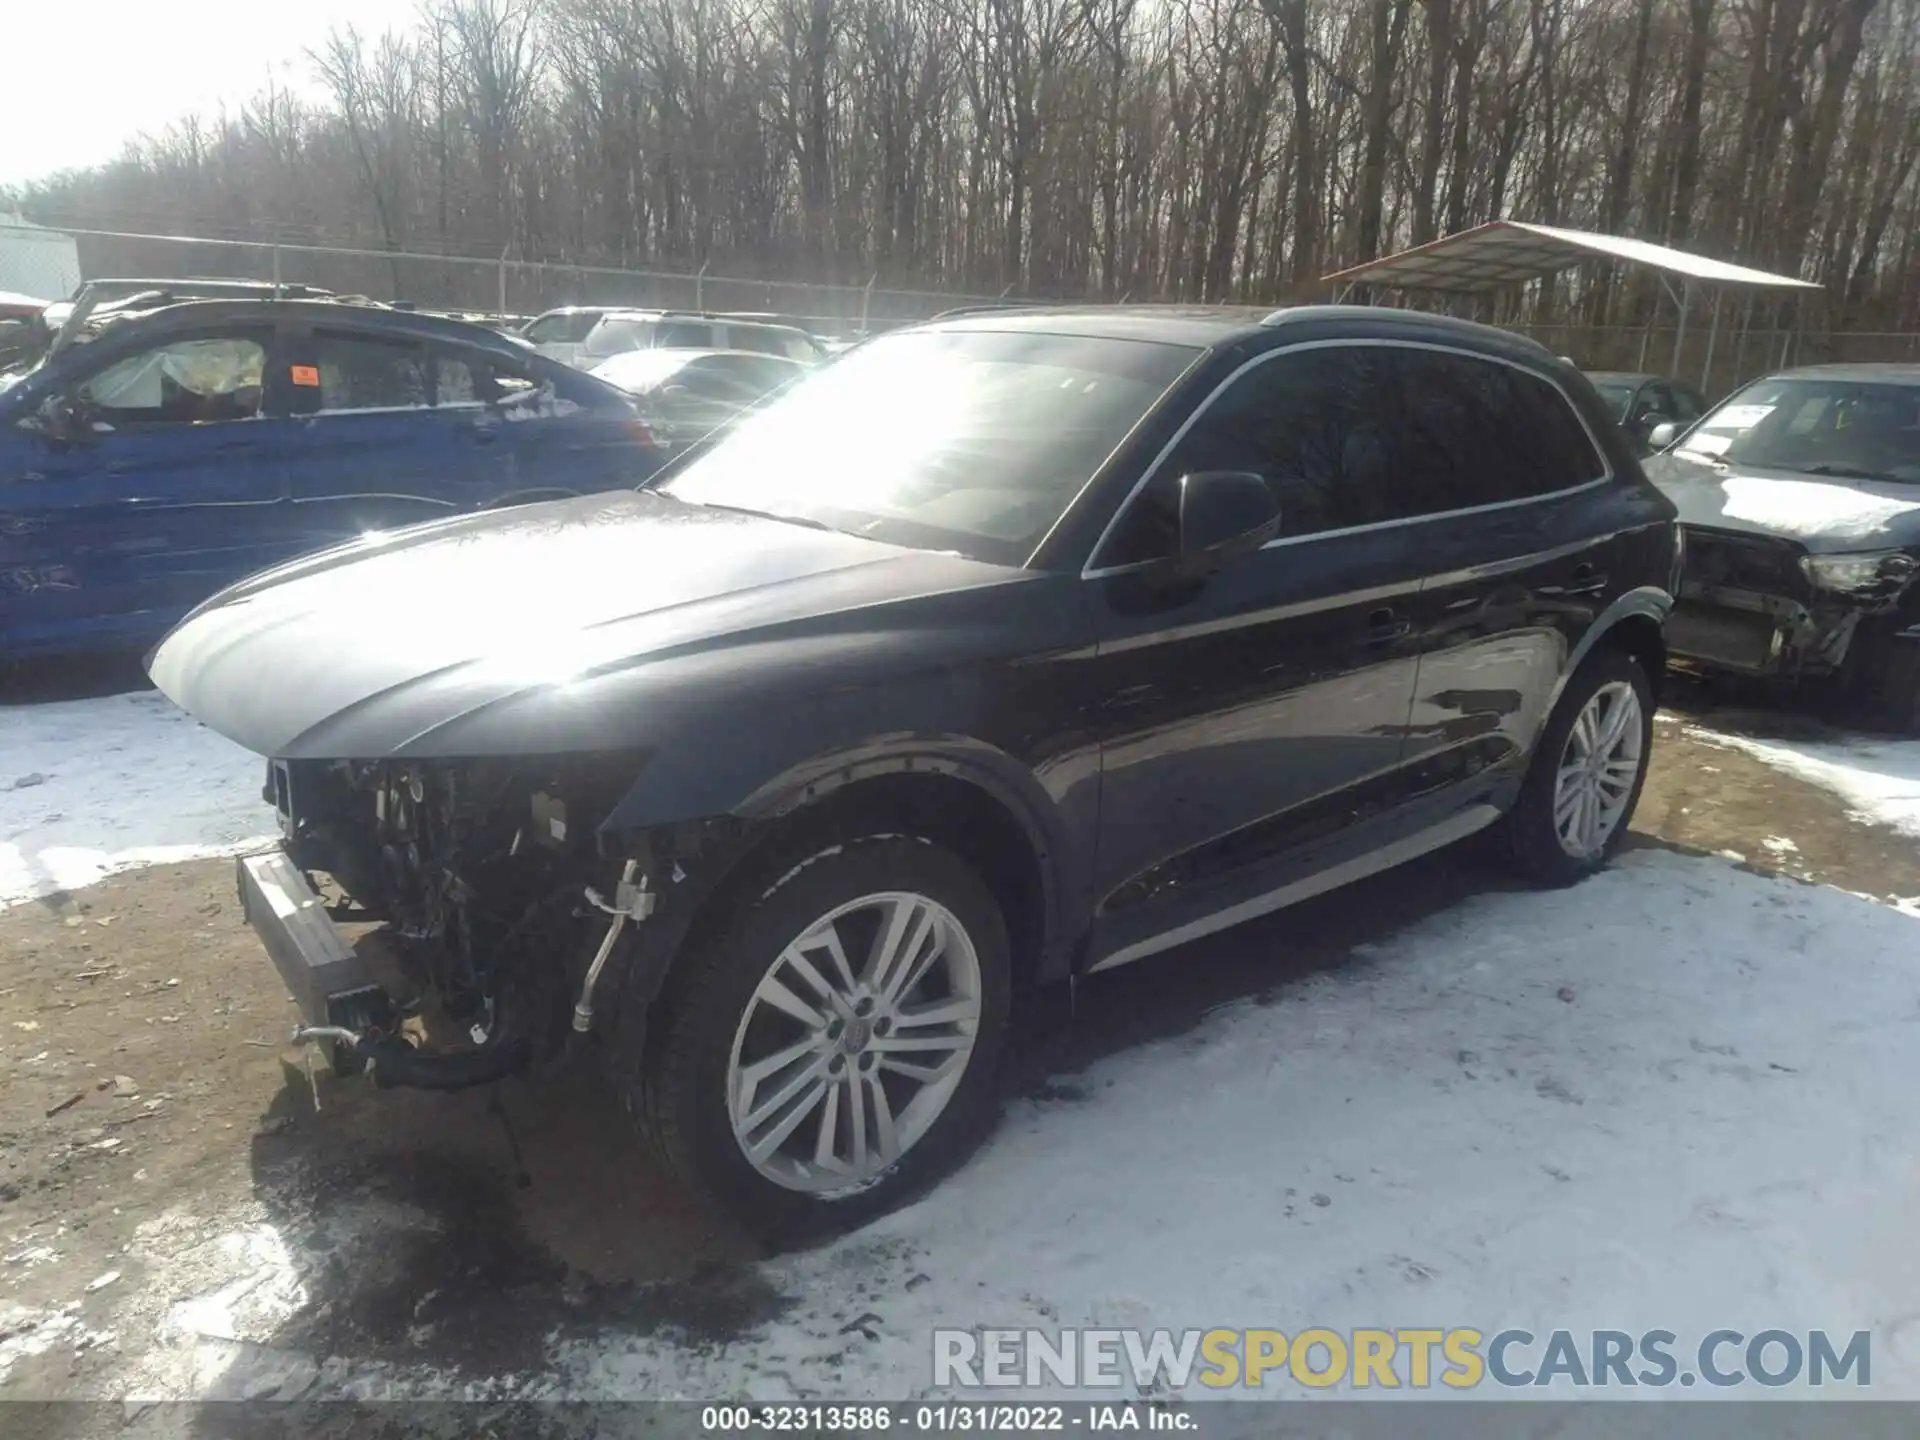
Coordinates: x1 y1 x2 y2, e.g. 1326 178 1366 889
1097 348 1369 568
74 334 267 427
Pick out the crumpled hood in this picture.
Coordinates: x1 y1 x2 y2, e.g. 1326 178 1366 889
1647 452 1920 553
147 489 1024 759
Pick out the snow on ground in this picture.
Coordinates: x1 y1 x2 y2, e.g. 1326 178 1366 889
0 690 274 908
103 848 1920 1403
1685 724 1920 842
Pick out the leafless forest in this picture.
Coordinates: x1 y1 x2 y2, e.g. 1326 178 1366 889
6 0 1920 336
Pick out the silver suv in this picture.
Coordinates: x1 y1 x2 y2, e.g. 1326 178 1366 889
532 309 822 368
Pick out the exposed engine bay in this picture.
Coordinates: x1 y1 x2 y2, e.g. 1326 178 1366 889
260 753 719 1089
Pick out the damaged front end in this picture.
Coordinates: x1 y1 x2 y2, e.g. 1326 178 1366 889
243 753 750 1090
1667 526 1920 680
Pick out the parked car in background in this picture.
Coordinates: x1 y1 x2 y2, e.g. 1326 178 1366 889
520 305 630 366
0 291 50 381
1585 370 1708 454
149 303 1675 1235
1647 364 1920 728
1 298 660 660
589 348 809 453
575 311 826 368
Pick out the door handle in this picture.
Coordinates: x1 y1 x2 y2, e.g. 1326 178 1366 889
1365 607 1410 645
1563 564 1608 597
460 422 500 446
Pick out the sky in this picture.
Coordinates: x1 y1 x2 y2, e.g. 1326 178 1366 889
0 0 411 189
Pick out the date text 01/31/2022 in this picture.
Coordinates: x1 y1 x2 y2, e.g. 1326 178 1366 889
700 1403 1198 1432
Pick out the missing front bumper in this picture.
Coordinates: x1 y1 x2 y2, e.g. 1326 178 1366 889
236 850 534 1090
236 850 381 1029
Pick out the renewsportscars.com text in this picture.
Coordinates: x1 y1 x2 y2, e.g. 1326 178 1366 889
933 1327 1871 1391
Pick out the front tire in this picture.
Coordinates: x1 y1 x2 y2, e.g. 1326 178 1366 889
1503 649 1655 887
636 833 1012 1239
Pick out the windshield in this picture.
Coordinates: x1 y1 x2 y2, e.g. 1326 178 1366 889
1590 382 1636 425
656 328 1199 565
1676 377 1920 482
583 316 656 358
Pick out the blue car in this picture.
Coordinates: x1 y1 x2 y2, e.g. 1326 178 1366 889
0 299 661 660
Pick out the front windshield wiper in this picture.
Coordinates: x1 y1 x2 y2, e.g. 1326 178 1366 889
690 500 841 534
1792 462 1896 482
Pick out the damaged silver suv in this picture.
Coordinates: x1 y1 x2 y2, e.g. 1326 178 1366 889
1650 364 1920 729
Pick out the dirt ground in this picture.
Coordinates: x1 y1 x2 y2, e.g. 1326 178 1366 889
2 677 1917 1405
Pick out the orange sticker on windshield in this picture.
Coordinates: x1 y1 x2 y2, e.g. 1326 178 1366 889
290 365 320 387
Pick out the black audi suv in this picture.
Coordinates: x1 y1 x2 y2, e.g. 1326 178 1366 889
147 304 1679 1234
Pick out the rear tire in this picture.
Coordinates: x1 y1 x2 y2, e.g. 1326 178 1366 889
630 833 1012 1241
1502 649 1655 887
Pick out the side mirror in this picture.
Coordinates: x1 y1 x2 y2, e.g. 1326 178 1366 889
1646 420 1685 452
1174 470 1281 579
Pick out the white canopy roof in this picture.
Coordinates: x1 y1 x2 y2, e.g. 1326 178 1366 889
1323 221 1820 294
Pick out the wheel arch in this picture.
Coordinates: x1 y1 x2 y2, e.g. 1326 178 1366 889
602 737 1081 1012
1549 585 1673 715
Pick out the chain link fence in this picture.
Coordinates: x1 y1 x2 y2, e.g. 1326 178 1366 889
7 217 1918 386
1511 319 1920 405
1 219 1034 337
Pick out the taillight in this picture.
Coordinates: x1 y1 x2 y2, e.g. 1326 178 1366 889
624 418 660 447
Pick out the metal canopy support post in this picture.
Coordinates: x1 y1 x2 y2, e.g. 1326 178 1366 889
1778 295 1795 368
1732 291 1755 395
1701 289 1723 393
1670 278 1692 376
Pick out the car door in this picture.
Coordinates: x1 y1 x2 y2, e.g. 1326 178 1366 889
0 322 295 657
1082 344 1428 971
281 323 508 545
1389 345 1659 804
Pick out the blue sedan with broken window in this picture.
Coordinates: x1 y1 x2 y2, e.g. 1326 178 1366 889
0 299 662 661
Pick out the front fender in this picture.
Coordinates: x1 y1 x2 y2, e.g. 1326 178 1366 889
598 725 1095 981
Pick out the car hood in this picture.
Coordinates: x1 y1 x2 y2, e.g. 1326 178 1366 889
1647 452 1920 553
148 489 1031 759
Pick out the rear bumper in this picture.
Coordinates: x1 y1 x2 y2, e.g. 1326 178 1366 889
235 850 380 1028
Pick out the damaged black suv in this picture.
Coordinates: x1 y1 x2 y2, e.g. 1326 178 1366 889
150 305 1678 1234
1649 364 1920 728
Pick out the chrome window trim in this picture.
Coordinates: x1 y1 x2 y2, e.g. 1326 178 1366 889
1080 336 1618 580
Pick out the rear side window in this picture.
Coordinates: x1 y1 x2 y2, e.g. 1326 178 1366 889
304 331 429 412
1391 349 1606 509
1100 343 1607 567
526 312 599 345
433 347 538 403
657 320 718 349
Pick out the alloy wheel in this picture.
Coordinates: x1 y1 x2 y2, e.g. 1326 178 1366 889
1552 679 1645 859
725 890 983 1193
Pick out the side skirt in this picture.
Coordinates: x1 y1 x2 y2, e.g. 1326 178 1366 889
1084 802 1501 975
